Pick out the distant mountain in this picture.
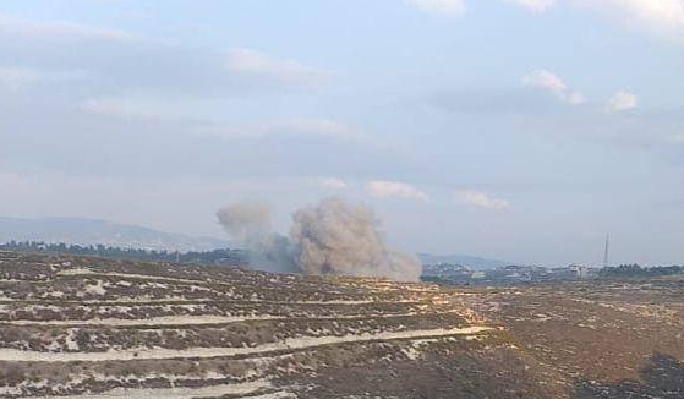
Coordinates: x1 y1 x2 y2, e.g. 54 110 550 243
0 217 229 252
417 253 513 270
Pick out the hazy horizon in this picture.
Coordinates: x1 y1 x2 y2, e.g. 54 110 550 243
1 1 683 266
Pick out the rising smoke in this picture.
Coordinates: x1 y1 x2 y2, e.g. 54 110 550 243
216 202 298 274
217 197 421 281
216 201 272 244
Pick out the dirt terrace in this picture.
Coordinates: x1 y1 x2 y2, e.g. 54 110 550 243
0 252 683 398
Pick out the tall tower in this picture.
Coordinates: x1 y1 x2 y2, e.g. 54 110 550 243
603 234 610 268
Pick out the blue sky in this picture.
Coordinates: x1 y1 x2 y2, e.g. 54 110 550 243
1 0 683 266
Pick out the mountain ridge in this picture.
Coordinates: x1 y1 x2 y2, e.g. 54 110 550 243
0 216 228 252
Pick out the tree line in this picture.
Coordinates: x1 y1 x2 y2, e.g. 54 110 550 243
599 263 684 278
0 241 247 266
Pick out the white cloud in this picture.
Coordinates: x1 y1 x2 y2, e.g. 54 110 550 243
226 48 331 88
526 0 684 35
524 69 566 93
405 0 466 16
501 1 684 38
81 95 356 141
502 0 557 13
454 190 510 210
564 91 587 105
0 12 133 41
79 99 359 141
408 0 684 34
606 90 638 112
368 180 429 202
320 178 348 190
522 69 586 105
586 0 684 34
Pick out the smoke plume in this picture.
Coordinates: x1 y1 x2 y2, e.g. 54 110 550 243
216 202 272 244
216 201 298 273
217 197 421 281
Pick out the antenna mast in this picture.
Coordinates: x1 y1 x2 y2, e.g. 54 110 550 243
603 234 610 268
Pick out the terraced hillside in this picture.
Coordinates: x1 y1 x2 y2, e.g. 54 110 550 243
0 251 683 398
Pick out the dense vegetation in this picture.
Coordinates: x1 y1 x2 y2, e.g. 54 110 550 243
0 241 247 266
599 263 684 278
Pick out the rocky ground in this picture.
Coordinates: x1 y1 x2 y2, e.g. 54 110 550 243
0 251 682 398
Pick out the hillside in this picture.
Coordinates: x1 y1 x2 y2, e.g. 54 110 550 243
0 217 227 252
0 252 682 398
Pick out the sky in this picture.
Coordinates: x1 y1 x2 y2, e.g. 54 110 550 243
1 0 683 266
